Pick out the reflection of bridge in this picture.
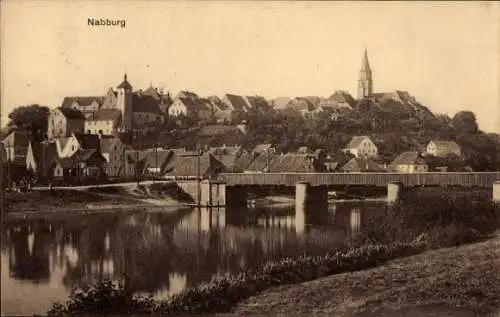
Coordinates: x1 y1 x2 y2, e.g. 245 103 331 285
194 172 500 207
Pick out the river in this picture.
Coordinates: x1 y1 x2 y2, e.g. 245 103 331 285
1 201 384 316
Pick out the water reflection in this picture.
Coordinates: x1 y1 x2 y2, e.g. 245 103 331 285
1 202 374 316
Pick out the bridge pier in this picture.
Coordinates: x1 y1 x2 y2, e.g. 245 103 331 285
387 182 404 204
296 182 328 209
226 186 248 207
494 181 500 203
200 180 226 207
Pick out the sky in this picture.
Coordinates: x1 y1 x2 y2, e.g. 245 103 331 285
1 1 499 133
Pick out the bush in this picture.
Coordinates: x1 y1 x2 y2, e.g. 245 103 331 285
47 281 155 316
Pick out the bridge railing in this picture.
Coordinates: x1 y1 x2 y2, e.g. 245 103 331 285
217 172 500 187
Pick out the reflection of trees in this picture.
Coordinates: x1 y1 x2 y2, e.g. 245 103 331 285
8 222 51 282
2 202 389 303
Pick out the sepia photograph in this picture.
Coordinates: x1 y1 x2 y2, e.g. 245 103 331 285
1 1 499 316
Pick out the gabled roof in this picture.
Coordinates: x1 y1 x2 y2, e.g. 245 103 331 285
126 149 151 163
58 107 86 120
176 97 211 112
344 136 371 149
145 149 173 169
73 133 101 150
391 151 426 165
61 96 103 108
132 94 164 115
268 154 320 173
176 91 199 99
327 91 356 107
270 97 292 109
87 109 121 122
223 94 248 111
165 153 226 177
207 95 231 111
289 97 315 111
340 157 384 172
245 152 274 172
245 96 269 109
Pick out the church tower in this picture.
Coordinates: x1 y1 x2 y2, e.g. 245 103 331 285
116 73 134 131
357 48 373 99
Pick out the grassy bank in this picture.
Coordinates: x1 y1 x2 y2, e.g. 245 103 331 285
222 232 500 317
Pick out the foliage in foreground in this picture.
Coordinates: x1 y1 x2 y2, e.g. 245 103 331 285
47 239 427 316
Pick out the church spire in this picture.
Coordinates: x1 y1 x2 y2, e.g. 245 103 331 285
357 48 373 99
361 48 371 72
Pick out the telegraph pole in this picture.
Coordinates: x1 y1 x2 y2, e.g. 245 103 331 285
135 130 139 186
155 143 158 182
197 143 201 206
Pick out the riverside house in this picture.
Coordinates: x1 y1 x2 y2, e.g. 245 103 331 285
389 151 428 173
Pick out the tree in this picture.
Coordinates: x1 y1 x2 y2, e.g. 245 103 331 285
7 104 50 141
451 111 478 134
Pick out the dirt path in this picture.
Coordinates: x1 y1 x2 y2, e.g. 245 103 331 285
216 233 500 317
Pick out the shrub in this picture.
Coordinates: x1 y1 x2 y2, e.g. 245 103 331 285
47 281 154 317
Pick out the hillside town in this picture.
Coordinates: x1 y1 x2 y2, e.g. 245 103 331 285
1 49 497 190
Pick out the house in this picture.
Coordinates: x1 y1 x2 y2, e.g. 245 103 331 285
244 95 270 111
2 131 30 167
342 136 378 158
56 133 101 158
164 153 227 179
221 94 250 113
267 153 325 173
53 149 106 183
131 93 166 127
270 97 292 110
207 95 233 121
340 157 385 173
207 145 252 173
145 149 176 176
168 97 212 120
26 141 58 181
47 107 85 139
61 96 103 119
244 151 275 173
426 140 461 157
390 151 428 173
325 90 356 109
85 109 122 135
99 135 127 178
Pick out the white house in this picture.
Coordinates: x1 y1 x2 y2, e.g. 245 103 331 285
426 140 461 157
342 136 378 158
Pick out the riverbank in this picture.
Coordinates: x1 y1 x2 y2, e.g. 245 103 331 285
219 232 500 317
2 183 192 217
